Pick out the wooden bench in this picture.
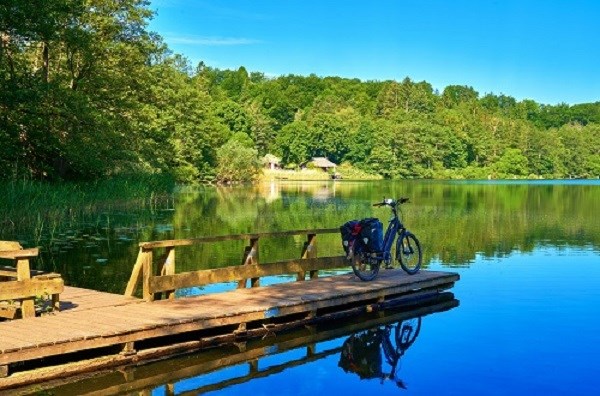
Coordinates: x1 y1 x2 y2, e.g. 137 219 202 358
0 241 64 319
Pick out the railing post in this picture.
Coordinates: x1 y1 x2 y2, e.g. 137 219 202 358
238 238 259 288
162 247 176 300
142 248 154 301
154 247 176 300
299 233 318 280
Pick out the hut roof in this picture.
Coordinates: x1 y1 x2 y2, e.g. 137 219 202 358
311 157 337 168
262 154 281 164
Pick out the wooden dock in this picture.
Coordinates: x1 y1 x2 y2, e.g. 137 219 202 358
12 292 460 395
1 228 460 390
0 269 458 390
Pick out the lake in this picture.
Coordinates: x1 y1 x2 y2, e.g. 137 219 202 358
8 179 600 395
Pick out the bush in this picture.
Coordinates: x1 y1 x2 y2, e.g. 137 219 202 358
216 140 260 183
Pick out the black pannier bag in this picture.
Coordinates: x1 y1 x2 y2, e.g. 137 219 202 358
338 332 383 380
359 217 384 253
340 219 361 255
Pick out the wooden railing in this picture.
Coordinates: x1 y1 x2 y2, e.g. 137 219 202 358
124 228 347 301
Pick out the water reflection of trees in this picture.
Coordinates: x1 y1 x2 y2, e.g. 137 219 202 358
20 180 600 292
170 181 600 271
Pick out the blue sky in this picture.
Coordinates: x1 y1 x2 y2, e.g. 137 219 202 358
148 0 600 105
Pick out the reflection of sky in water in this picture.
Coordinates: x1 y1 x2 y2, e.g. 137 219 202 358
162 245 599 396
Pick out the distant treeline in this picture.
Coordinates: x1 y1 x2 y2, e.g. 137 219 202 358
1 0 599 183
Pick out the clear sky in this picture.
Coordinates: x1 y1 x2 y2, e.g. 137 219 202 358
148 0 600 105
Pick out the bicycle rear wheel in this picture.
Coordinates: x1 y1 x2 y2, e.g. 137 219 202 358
351 252 380 281
396 232 422 274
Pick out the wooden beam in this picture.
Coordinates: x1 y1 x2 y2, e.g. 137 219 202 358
149 256 347 294
124 248 145 297
138 228 338 249
0 248 39 260
0 278 64 301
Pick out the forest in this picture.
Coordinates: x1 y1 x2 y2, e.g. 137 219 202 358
1 0 599 183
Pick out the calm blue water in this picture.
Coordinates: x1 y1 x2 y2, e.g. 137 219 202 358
137 246 598 396
28 180 600 395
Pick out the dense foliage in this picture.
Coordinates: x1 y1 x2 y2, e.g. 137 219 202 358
1 1 599 182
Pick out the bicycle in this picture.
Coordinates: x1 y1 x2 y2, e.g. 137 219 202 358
349 197 422 281
338 317 422 388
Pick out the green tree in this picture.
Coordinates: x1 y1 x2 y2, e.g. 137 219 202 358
216 135 260 182
494 148 529 176
274 121 311 165
441 85 479 108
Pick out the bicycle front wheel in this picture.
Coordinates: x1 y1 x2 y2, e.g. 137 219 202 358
396 232 422 274
351 252 380 281
395 317 422 350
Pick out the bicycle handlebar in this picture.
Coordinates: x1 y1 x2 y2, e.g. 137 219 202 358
372 197 410 207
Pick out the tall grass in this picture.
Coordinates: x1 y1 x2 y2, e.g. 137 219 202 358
0 174 175 246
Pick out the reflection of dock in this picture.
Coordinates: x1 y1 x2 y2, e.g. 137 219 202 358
16 293 459 395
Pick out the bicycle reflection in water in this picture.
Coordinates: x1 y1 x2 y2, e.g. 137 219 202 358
338 317 421 389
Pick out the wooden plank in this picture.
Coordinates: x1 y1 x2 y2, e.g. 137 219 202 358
0 241 21 250
149 256 347 294
139 228 339 249
0 278 64 300
0 248 39 260
0 321 64 347
58 287 141 312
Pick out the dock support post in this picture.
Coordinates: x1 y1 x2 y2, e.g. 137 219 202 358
121 341 136 356
0 364 8 378
249 359 258 374
166 383 175 396
234 322 248 339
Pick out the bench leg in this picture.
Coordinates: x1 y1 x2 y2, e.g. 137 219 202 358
52 293 60 312
21 297 35 318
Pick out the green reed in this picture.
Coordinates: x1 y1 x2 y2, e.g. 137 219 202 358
0 174 175 247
